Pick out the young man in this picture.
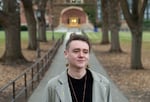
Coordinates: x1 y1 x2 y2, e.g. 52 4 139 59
43 34 112 102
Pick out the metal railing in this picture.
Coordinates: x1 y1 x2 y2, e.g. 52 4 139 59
0 35 64 102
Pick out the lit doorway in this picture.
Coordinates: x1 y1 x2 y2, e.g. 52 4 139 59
69 17 80 27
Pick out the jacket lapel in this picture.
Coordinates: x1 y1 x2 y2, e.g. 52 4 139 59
91 70 107 102
56 71 72 102
55 69 108 102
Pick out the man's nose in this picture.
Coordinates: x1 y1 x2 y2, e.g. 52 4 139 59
79 52 84 57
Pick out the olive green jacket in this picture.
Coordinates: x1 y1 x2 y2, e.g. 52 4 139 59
43 69 112 102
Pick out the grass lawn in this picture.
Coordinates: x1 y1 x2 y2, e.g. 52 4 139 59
0 30 149 54
20 31 65 41
0 31 65 56
0 31 64 42
87 31 150 56
87 31 150 43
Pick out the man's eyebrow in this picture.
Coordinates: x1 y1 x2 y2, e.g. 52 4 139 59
73 48 89 51
73 48 80 50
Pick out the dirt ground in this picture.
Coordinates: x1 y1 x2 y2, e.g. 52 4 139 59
0 41 53 89
0 41 150 102
92 43 150 102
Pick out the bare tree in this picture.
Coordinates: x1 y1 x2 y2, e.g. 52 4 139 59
34 0 48 42
0 0 26 64
21 0 37 50
120 0 148 69
108 0 122 52
101 0 110 44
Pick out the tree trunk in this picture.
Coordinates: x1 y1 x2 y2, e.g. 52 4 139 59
101 0 109 44
131 29 143 69
22 0 37 50
1 17 26 64
101 27 109 44
37 10 47 42
2 25 26 64
0 0 26 64
37 0 48 42
109 0 122 52
120 0 148 69
110 29 121 52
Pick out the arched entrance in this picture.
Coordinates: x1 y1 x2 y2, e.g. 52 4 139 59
69 16 79 27
61 7 87 27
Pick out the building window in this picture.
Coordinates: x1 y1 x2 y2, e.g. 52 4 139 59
65 0 83 4
70 0 83 4
72 0 76 3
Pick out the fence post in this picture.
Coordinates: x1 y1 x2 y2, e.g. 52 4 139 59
12 82 15 101
37 63 40 83
24 73 27 98
31 68 34 91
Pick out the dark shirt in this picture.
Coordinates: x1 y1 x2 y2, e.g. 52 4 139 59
68 69 93 102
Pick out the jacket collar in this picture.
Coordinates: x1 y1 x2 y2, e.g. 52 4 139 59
58 69 101 83
56 70 72 102
58 70 68 84
56 69 106 102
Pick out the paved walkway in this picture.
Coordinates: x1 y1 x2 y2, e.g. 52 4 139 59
28 32 129 102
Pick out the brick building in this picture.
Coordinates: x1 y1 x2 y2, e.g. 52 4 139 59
20 0 97 30
48 0 97 30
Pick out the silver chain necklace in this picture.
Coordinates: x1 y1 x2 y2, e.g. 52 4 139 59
68 75 87 102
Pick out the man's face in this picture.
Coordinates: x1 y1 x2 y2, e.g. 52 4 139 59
64 40 89 69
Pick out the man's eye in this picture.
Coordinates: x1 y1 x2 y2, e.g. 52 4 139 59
73 50 79 52
83 50 89 53
84 51 88 54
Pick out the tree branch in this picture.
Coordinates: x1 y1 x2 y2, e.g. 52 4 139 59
120 0 134 26
139 0 148 22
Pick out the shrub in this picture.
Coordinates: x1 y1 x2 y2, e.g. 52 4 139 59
20 25 28 31
143 20 150 31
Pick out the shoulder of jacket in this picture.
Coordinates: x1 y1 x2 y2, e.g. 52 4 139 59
46 71 67 88
90 70 110 85
46 75 60 89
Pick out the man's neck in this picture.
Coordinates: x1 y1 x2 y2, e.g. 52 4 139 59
68 68 86 79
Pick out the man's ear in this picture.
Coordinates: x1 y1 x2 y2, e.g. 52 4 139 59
64 50 68 58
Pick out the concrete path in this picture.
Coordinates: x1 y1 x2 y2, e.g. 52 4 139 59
28 32 129 102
